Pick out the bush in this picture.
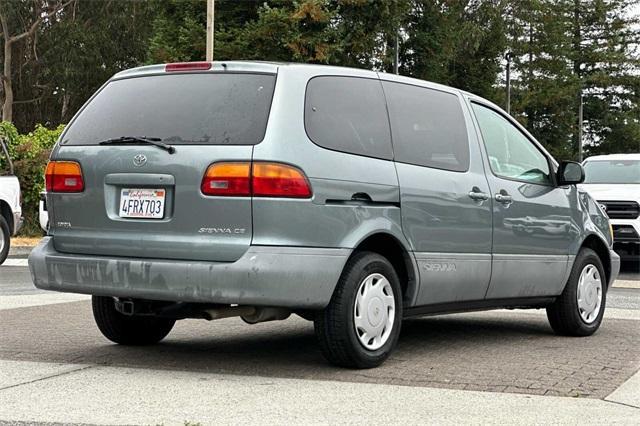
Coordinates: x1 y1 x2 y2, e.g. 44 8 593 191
0 121 65 236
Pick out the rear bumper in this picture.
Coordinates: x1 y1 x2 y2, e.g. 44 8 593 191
28 237 350 309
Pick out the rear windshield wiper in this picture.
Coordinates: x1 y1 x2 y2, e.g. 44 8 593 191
98 136 175 154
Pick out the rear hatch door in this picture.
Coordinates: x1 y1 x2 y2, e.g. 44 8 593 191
49 69 276 262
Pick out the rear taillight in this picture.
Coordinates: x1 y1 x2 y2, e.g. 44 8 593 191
165 62 212 72
252 162 312 198
45 161 84 193
201 162 312 198
201 162 251 196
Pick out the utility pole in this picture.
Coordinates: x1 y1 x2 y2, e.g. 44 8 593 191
505 52 513 115
206 0 214 61
578 93 584 162
393 31 399 75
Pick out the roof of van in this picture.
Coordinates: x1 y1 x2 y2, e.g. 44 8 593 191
111 61 458 94
584 153 640 161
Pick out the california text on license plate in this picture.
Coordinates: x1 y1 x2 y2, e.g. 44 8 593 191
119 188 165 219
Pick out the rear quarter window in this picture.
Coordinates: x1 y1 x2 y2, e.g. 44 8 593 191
62 73 276 146
383 81 469 172
304 76 393 160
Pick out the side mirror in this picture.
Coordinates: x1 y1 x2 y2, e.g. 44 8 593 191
557 161 585 185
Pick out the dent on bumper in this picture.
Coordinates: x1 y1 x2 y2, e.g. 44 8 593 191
28 237 350 309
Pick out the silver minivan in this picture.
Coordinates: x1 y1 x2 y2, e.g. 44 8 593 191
29 62 620 368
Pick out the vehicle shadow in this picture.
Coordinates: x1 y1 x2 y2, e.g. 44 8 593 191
3 301 637 398
4 302 553 374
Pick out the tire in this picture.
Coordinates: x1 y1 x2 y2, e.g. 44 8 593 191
0 215 10 265
547 248 607 336
314 251 403 368
92 296 175 345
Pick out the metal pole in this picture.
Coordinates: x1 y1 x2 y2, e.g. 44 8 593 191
394 31 399 75
578 93 583 162
206 0 214 61
505 52 512 114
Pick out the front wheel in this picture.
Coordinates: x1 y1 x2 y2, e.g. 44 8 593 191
314 251 403 368
92 296 175 345
547 248 607 336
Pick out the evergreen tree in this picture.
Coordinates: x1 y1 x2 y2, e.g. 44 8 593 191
507 0 640 159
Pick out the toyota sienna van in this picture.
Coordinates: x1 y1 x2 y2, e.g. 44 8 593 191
29 62 620 368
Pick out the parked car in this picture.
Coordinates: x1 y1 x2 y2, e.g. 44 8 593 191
29 62 620 368
0 137 23 264
39 191 48 233
580 154 640 262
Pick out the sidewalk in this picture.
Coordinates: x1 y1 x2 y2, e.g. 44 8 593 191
0 359 637 425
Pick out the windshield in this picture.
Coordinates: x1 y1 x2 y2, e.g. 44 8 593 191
583 159 640 184
62 73 276 146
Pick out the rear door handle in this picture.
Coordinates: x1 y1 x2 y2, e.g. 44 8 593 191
468 188 489 201
495 193 513 204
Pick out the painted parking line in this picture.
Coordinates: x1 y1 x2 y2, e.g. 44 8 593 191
0 259 29 267
614 280 640 289
0 294 90 311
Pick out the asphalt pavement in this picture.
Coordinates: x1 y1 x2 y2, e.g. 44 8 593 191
1 248 639 425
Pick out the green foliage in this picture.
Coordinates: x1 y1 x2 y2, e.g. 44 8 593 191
507 0 640 159
3 0 639 163
0 121 64 235
4 1 156 132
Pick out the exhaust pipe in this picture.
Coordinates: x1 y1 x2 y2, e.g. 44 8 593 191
241 307 290 324
203 306 257 321
202 306 291 323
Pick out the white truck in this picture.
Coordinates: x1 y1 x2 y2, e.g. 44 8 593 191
0 137 23 264
581 153 640 262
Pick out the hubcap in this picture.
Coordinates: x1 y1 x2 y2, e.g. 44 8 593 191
577 264 603 324
353 273 396 350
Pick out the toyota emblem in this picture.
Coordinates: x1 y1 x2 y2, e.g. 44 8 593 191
133 154 147 167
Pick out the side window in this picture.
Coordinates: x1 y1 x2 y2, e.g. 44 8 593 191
305 76 393 160
383 81 469 172
471 103 551 185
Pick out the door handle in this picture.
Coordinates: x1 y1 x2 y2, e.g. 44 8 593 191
495 193 513 204
468 187 489 201
351 192 372 202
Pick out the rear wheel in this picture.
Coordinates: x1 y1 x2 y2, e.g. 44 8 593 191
547 248 606 336
92 296 175 345
0 216 10 265
314 251 403 368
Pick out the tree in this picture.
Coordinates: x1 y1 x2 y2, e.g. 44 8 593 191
399 0 508 100
38 1 155 125
0 0 74 123
507 0 640 159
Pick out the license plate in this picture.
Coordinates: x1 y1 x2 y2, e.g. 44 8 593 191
119 188 165 219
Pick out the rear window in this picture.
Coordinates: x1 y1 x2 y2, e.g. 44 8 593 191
383 81 469 172
62 73 276 145
304 76 393 160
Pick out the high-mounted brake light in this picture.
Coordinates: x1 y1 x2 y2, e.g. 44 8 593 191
201 162 312 198
201 162 251 196
252 162 312 198
165 62 212 72
45 161 84 193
